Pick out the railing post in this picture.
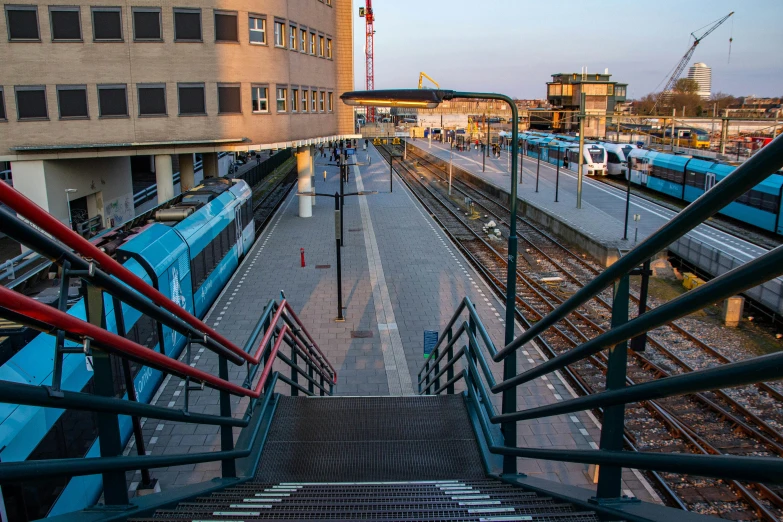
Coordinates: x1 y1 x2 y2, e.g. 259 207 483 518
595 274 631 501
291 343 299 396
218 352 236 478
446 327 455 394
434 347 441 394
308 362 315 394
84 283 130 506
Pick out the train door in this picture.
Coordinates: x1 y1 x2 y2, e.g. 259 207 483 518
705 173 717 191
234 205 243 258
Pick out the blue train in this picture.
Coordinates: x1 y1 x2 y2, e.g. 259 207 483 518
517 131 609 176
0 177 254 520
626 149 783 235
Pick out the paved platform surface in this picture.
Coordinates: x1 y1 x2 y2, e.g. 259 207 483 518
122 143 660 503
420 140 768 261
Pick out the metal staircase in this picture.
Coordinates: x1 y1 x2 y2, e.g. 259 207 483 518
129 395 600 522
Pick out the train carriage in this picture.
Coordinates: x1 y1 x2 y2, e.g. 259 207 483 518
0 177 254 519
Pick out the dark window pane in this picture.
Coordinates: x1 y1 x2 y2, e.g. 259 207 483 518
98 87 127 116
16 89 47 119
58 89 88 118
138 86 166 115
218 86 240 113
214 13 237 41
179 86 205 114
134 10 160 39
7 9 39 39
93 10 121 40
0 91 5 120
51 10 81 40
174 11 200 40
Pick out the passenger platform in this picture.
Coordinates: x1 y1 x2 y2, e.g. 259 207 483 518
123 143 659 503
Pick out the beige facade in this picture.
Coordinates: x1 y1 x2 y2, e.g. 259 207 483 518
0 0 354 160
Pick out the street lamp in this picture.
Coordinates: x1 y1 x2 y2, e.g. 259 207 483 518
342 88 520 475
297 190 377 322
65 189 78 230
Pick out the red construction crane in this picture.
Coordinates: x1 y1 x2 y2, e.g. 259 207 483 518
359 2 375 122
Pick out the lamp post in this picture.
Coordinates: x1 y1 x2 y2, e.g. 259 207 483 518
297 190 377 322
65 189 78 230
535 146 541 193
554 145 561 203
341 88 520 475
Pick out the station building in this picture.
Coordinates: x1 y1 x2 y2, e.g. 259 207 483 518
0 0 354 231
546 71 627 137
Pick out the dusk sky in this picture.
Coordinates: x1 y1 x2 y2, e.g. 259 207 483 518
352 0 783 99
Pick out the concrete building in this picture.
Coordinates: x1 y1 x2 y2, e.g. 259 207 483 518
546 71 628 137
0 0 354 231
687 62 712 100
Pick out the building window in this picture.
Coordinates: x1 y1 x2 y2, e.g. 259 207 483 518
137 84 166 116
291 88 298 112
91 7 122 41
300 89 307 112
178 83 206 115
217 84 241 114
214 11 237 42
49 7 81 41
319 91 325 112
328 92 333 112
97 84 128 117
6 5 40 41
273 20 284 47
318 35 324 57
56 85 88 119
326 0 332 5
251 85 268 113
299 27 306 53
15 86 48 120
174 8 201 41
310 90 316 112
276 87 287 112
289 24 296 50
326 38 332 59
0 88 6 120
248 15 265 44
133 8 162 41
309 32 315 54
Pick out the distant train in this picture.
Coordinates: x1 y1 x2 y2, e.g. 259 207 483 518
0 177 255 520
519 131 609 176
626 149 783 235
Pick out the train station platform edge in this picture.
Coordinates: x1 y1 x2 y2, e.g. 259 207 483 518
121 143 660 503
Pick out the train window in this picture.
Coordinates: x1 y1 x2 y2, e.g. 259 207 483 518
607 152 621 165
2 380 98 520
686 171 705 187
191 251 205 291
204 240 215 274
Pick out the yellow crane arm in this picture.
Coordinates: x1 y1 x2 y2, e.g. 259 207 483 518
418 72 440 89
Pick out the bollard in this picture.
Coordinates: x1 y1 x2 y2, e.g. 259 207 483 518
323 170 327 182
300 248 306 268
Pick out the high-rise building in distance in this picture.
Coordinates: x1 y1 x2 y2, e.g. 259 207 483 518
688 62 712 100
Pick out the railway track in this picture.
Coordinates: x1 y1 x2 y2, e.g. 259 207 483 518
251 166 297 235
379 143 783 521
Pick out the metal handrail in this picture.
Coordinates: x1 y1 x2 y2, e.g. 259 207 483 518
417 135 783 497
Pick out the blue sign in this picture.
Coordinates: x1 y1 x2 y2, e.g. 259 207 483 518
345 148 356 156
423 330 438 358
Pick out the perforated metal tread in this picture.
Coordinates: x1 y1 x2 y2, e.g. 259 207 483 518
256 395 485 482
131 479 601 521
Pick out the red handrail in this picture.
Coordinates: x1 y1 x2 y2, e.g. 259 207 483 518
0 182 248 363
282 301 337 381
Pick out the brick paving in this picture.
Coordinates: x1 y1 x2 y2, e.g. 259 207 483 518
122 144 660 503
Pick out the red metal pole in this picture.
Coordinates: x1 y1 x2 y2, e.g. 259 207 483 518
0 182 248 362
300 248 306 267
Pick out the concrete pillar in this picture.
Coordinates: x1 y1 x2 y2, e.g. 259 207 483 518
203 152 218 178
179 153 195 192
154 155 174 204
297 147 312 218
310 148 316 207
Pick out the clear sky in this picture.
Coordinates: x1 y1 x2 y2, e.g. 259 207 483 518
352 0 783 99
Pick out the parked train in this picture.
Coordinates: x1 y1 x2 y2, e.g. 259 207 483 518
626 149 783 235
518 131 609 176
0 177 255 520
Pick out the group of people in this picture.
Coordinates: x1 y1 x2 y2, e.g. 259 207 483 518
315 139 363 162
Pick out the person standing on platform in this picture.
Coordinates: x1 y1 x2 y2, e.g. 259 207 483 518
564 154 569 169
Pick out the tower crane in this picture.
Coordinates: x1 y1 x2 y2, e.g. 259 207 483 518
652 11 733 113
418 72 439 90
359 2 375 122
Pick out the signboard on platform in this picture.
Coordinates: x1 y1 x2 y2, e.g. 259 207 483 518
423 330 438 358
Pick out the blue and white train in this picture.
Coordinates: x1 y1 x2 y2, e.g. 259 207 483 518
626 149 783 235
0 177 254 520
518 131 609 176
